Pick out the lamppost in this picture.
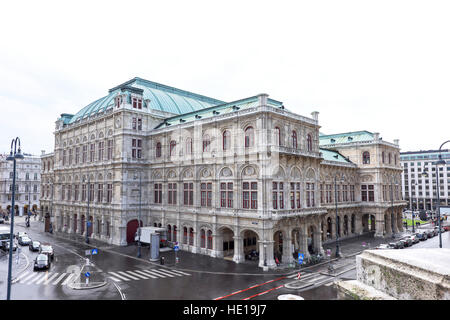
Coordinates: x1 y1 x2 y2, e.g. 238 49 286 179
6 137 24 300
134 171 142 258
389 175 399 237
334 175 344 258
422 141 449 248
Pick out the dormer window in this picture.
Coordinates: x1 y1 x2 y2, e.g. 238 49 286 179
115 96 122 108
132 97 142 109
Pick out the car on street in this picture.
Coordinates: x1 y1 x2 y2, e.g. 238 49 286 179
0 216 4 224
34 254 50 271
400 237 413 247
18 235 32 246
443 225 450 231
426 229 435 238
29 241 40 252
375 244 393 249
39 243 54 260
15 231 28 240
1 240 17 252
399 239 409 248
408 234 420 244
389 240 404 249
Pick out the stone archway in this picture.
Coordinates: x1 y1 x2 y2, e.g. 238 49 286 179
217 227 234 259
370 214 376 231
351 214 356 234
81 215 85 235
126 219 143 244
307 226 315 254
241 229 259 261
273 230 283 261
326 217 333 240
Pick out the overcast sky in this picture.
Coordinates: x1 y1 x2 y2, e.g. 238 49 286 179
1 0 449 156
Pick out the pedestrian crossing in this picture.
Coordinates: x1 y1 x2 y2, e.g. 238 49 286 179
286 272 332 285
11 268 191 286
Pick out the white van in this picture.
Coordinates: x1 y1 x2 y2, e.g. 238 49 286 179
135 227 167 245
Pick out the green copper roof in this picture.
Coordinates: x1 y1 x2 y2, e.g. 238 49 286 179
319 131 374 145
320 148 353 164
65 77 225 124
154 95 284 129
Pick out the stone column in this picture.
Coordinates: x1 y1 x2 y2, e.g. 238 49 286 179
282 234 293 264
232 236 244 263
391 212 399 234
385 213 392 236
299 223 311 260
375 212 385 238
261 240 276 268
397 211 404 232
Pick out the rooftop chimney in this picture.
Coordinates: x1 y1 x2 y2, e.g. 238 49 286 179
394 139 399 146
41 150 45 155
311 111 319 121
373 132 380 140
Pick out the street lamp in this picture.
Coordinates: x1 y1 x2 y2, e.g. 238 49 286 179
334 175 344 258
390 178 399 237
421 140 449 249
6 137 24 300
134 171 142 258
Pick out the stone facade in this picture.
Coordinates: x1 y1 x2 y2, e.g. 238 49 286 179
41 78 407 269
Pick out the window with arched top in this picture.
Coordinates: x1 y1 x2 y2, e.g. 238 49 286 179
186 137 192 155
292 130 297 149
307 134 312 152
156 142 161 158
275 127 280 146
223 130 230 151
170 140 176 157
244 127 254 148
203 134 210 152
207 230 213 249
200 229 206 248
362 151 370 164
167 224 172 242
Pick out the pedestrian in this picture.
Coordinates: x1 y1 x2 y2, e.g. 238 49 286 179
34 211 37 221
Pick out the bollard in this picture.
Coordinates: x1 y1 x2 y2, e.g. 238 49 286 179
160 256 164 265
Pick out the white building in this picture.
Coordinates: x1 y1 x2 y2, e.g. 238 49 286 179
0 153 41 216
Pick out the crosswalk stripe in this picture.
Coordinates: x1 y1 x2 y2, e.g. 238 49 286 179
134 270 158 279
44 273 59 285
53 273 67 285
167 269 191 276
141 269 166 278
126 271 149 280
62 273 76 286
28 273 47 285
20 272 38 283
109 272 130 281
310 275 329 283
13 271 30 283
118 271 140 281
108 276 122 282
150 269 175 278
161 269 184 277
36 273 50 285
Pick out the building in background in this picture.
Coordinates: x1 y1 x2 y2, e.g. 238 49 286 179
0 153 41 216
400 149 450 212
42 77 406 268
39 151 55 231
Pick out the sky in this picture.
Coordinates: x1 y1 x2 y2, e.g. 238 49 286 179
0 0 449 156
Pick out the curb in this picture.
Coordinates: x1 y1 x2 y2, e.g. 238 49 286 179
67 281 108 290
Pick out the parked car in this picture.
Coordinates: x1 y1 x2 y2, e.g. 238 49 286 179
408 234 419 244
18 235 32 246
443 225 450 231
399 239 409 248
1 240 17 252
0 216 4 224
15 231 27 240
415 232 425 241
29 241 40 252
400 237 413 247
389 241 404 249
33 254 50 271
426 229 435 238
375 244 393 250
39 244 54 260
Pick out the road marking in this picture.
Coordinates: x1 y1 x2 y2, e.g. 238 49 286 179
108 276 122 282
53 273 67 285
214 277 287 300
19 272 37 283
44 273 59 285
242 284 285 300
141 269 166 278
108 272 130 281
13 271 30 283
62 273 76 286
169 269 191 276
112 282 126 300
36 272 51 285
126 270 149 280
27 273 46 285
150 269 175 278
134 270 158 279
160 269 184 277
118 271 140 280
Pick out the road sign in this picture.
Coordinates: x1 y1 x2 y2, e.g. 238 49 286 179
174 245 179 251
85 249 91 256
297 272 302 279
91 248 98 255
326 249 331 257
298 253 304 264
85 272 90 278
87 222 92 227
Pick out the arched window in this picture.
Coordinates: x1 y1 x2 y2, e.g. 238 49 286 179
200 229 206 248
244 127 254 148
203 134 210 152
170 140 176 157
275 127 281 146
223 130 230 151
207 230 213 249
186 137 192 155
189 227 194 245
183 227 188 244
173 225 177 243
382 151 385 163
307 134 312 152
156 142 161 158
292 130 297 149
362 151 370 164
